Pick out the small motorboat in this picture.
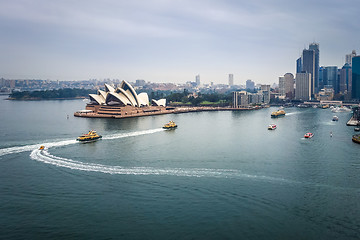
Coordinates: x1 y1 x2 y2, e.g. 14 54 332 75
163 121 177 129
77 130 102 142
304 132 313 138
39 145 45 150
354 127 360 132
332 116 339 121
268 124 277 130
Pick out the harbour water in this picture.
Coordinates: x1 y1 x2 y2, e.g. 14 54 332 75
0 96 359 239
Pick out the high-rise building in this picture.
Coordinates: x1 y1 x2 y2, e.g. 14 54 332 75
324 66 338 90
352 56 360 100
279 76 285 96
195 75 200 86
296 57 302 73
302 49 315 96
309 43 320 93
319 66 324 89
346 50 357 66
340 63 352 94
228 74 234 86
246 80 255 90
295 72 311 100
284 73 295 99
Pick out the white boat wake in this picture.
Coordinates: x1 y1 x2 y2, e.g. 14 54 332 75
29 148 296 183
0 128 164 157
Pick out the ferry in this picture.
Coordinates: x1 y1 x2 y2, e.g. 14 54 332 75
77 130 102 142
163 121 177 129
304 132 313 138
332 116 339 121
39 145 45 150
271 109 286 118
268 124 277 130
352 134 360 144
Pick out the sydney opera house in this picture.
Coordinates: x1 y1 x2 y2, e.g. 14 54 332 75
74 80 170 118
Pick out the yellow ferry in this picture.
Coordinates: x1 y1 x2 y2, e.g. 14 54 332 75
163 121 177 129
77 130 102 142
352 134 360 144
271 110 286 118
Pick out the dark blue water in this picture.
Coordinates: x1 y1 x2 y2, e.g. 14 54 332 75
1 96 360 239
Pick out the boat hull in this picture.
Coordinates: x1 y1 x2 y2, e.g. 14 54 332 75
163 126 177 130
352 135 360 144
77 136 102 142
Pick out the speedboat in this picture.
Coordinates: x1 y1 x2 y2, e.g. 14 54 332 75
39 145 45 150
77 130 102 142
268 124 277 130
304 132 313 138
271 110 286 118
354 127 360 132
163 121 177 129
332 116 339 121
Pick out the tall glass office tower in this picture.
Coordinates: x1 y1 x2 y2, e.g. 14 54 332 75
352 56 360 100
309 43 319 93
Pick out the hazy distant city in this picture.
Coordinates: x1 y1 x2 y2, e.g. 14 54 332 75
2 43 360 106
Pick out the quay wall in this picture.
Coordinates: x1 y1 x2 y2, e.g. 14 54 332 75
74 105 261 119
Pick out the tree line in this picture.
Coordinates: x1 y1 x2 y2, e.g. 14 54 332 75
9 88 96 100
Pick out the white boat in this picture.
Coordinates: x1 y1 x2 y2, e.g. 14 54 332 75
331 106 352 113
268 124 277 130
304 132 313 138
332 116 339 121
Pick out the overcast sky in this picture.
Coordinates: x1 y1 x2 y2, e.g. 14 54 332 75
0 0 359 84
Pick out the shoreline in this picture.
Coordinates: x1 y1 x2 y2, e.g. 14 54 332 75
74 105 264 119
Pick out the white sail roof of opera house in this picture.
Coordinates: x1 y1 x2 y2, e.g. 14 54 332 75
87 80 165 107
152 99 166 107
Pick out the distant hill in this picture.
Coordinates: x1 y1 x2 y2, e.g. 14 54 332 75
8 88 96 100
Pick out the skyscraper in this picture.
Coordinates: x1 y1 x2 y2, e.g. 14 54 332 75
284 73 295 99
352 56 360 100
295 72 311 100
195 75 200 86
228 74 234 86
279 76 285 96
346 50 357 66
340 63 352 94
324 66 338 90
302 49 315 96
296 57 302 73
309 43 320 93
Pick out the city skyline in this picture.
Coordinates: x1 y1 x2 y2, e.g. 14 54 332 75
0 0 359 84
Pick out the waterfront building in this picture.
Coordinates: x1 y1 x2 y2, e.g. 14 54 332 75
309 43 320 93
229 74 234 86
302 49 315 96
295 72 311 100
246 80 255 90
233 91 249 107
260 85 270 104
318 87 334 101
352 56 360 100
195 75 200 86
88 80 164 107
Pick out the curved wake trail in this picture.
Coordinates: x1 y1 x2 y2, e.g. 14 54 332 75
29 149 295 182
0 128 164 157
